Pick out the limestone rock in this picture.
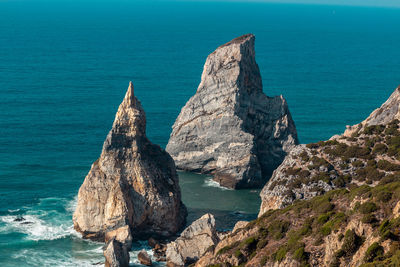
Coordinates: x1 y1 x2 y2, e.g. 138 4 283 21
138 250 152 266
166 34 298 189
166 213 219 266
73 82 187 242
104 238 130 267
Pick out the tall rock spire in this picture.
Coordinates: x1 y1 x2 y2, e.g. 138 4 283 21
73 82 187 245
166 34 298 189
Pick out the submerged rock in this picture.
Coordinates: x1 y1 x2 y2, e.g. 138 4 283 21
166 213 219 266
73 82 187 243
104 238 130 267
166 34 298 189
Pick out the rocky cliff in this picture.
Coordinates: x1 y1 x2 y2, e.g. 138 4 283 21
259 86 400 216
73 82 187 244
196 180 400 266
166 34 298 189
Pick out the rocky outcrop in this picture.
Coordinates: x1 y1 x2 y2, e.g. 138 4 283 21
259 86 400 216
166 34 298 189
73 82 187 243
166 213 219 266
104 238 130 267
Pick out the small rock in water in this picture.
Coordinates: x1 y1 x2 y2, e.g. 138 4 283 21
13 216 25 222
137 249 152 266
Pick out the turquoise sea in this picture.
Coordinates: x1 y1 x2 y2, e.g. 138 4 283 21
1 0 400 266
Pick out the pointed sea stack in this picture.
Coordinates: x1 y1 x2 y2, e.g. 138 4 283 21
73 82 187 243
166 34 298 189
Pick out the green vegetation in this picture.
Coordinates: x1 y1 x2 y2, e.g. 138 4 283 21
377 159 400 171
268 220 290 240
358 202 378 214
363 125 385 135
372 143 388 154
364 242 384 263
342 229 363 256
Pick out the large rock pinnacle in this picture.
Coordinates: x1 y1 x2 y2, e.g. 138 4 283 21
166 34 298 189
73 82 187 243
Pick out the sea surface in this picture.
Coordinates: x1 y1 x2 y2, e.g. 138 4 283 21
1 0 400 266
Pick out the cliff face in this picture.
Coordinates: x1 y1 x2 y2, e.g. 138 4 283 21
166 34 298 189
196 181 400 267
73 82 187 242
259 86 400 216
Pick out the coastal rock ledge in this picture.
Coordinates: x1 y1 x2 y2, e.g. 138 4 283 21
73 82 187 246
166 34 298 189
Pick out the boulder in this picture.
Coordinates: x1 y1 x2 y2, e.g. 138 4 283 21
73 82 187 243
166 213 219 266
166 34 298 189
138 250 152 266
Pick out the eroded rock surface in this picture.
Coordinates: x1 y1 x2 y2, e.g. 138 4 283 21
73 82 187 243
166 213 219 266
166 34 298 189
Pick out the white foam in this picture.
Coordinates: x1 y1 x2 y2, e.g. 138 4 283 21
0 214 75 241
65 195 78 214
13 248 103 267
203 178 232 191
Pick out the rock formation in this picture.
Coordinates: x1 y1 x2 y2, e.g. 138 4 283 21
73 82 187 245
259 86 400 216
166 213 219 266
166 34 298 189
104 238 130 267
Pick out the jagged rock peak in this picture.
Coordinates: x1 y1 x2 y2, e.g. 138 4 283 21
73 82 187 244
125 81 135 106
198 33 262 95
345 86 400 136
166 34 298 189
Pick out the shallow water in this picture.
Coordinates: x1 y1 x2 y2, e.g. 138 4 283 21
1 0 400 265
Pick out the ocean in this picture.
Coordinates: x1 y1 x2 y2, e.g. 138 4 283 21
0 0 400 265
